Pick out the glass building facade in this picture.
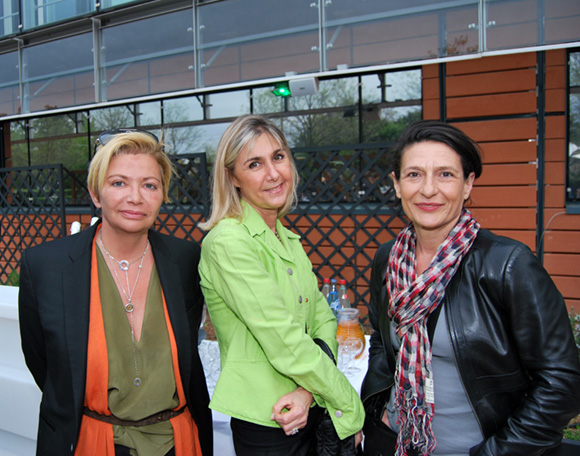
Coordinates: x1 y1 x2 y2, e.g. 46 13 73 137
0 0 577 116
1 0 579 202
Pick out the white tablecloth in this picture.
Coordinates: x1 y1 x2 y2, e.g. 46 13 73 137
199 335 370 454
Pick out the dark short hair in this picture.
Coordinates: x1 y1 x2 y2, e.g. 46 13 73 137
392 120 483 180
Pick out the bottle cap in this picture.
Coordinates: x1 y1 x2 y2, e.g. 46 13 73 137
323 278 330 283
331 278 337 283
339 279 346 285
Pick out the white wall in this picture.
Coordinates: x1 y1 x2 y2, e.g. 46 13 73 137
0 285 40 456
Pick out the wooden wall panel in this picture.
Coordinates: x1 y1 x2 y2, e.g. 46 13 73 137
544 185 565 207
471 186 536 208
543 231 580 254
470 208 537 230
446 68 536 97
477 163 536 186
479 141 536 164
545 138 566 162
553 276 580 301
447 92 537 118
544 253 580 276
455 118 536 142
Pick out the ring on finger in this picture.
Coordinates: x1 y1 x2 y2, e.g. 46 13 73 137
291 427 299 435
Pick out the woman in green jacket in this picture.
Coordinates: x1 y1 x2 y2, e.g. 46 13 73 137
198 114 364 455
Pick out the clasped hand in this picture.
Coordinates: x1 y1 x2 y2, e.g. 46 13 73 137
271 387 314 436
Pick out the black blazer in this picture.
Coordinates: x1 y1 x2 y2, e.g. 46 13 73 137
18 222 213 456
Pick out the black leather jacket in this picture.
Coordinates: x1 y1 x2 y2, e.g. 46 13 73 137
361 229 580 456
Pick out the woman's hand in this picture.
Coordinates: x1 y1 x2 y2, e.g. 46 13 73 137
381 409 391 428
355 430 363 447
271 387 314 435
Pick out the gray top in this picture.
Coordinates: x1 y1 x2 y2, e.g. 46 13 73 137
385 305 483 455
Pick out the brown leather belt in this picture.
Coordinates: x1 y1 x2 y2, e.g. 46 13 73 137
83 406 186 427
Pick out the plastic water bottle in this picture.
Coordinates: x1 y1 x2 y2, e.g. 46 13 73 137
339 279 351 309
327 279 340 318
321 278 331 301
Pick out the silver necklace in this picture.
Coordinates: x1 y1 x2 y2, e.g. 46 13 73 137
99 232 150 387
99 239 144 271
275 230 282 242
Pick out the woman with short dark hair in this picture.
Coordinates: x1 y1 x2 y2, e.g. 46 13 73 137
361 120 580 456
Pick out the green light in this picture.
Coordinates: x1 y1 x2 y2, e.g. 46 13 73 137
272 82 291 97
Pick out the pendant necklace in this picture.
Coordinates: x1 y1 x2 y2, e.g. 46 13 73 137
99 232 150 387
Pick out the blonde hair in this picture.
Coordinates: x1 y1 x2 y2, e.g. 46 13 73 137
87 130 175 204
199 115 298 231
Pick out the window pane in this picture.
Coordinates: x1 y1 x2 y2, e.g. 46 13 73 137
0 50 20 115
100 0 139 9
90 106 136 133
206 90 250 119
385 70 422 102
9 121 27 167
289 78 359 111
569 93 580 200
138 101 162 127
22 33 94 112
163 125 211 155
0 0 19 37
570 53 580 86
101 9 195 101
198 0 319 86
252 87 290 115
569 51 580 201
361 70 422 104
28 115 89 170
193 122 230 158
486 0 580 51
164 96 205 123
544 0 580 45
277 113 359 148
325 0 479 70
22 0 93 30
363 106 422 143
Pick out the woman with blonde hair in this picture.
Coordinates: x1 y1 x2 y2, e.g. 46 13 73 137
199 114 364 455
19 129 212 456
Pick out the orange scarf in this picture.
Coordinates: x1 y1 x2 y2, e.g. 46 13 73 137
74 232 201 455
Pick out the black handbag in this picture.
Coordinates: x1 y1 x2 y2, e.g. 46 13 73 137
313 338 361 456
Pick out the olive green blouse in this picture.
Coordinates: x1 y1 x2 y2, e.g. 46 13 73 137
97 250 179 456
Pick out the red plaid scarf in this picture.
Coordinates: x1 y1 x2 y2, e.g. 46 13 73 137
387 208 480 456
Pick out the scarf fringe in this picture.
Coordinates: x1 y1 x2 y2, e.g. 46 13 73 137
395 390 436 456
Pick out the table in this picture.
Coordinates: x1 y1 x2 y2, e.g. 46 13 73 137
198 335 370 454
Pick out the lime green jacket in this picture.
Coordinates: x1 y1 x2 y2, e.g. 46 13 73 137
199 203 364 439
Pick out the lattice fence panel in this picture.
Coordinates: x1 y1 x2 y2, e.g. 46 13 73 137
155 153 210 241
0 165 67 284
0 148 406 323
287 143 406 317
